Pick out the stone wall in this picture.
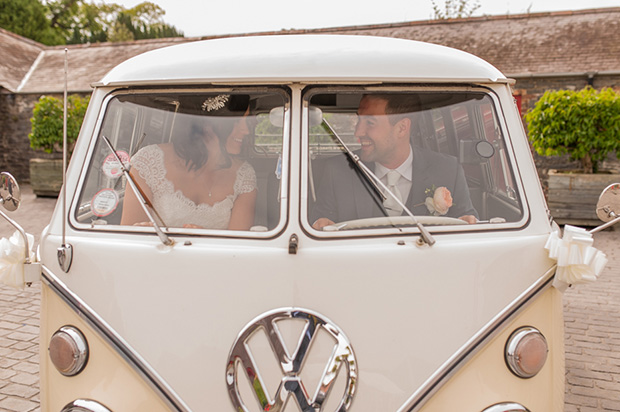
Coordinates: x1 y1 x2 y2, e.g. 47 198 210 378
0 92 62 182
1 76 619 185
514 72 620 118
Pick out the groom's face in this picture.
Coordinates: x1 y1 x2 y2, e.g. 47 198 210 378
355 96 409 169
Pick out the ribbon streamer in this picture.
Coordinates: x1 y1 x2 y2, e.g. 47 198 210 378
545 225 608 291
0 230 35 290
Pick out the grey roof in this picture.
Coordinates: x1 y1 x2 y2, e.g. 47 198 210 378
320 7 620 77
0 28 44 92
18 38 191 93
1 7 619 94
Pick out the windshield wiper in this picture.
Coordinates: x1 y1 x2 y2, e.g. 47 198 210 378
101 135 174 246
321 118 435 246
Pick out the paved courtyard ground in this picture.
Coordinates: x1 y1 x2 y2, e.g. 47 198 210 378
0 186 619 411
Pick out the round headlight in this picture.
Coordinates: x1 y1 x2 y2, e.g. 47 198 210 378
505 326 548 378
49 326 89 376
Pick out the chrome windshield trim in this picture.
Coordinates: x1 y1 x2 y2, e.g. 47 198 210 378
41 266 192 412
69 86 291 239
397 265 556 412
300 85 531 239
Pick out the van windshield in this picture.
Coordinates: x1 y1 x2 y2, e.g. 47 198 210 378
306 90 524 232
75 90 287 233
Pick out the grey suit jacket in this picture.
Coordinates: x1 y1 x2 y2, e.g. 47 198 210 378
310 147 478 224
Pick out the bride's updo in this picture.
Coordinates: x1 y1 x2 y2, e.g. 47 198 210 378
174 94 250 171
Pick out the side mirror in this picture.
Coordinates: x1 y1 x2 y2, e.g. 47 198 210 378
0 172 21 212
0 172 40 288
596 183 620 223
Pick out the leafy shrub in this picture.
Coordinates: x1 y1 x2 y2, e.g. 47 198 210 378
525 87 620 173
29 94 90 154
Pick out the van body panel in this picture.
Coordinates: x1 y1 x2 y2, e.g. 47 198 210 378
32 35 565 411
40 230 555 410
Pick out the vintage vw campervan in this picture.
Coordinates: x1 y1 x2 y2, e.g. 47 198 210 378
1 35 618 412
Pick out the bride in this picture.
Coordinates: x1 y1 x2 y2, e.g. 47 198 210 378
120 94 257 230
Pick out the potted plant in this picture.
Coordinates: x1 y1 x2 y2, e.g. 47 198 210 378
525 87 620 225
28 95 89 196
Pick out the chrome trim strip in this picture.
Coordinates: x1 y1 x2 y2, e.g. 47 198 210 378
41 266 191 412
397 265 556 412
482 402 531 412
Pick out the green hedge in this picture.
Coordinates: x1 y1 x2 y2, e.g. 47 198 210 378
525 87 620 173
29 95 90 154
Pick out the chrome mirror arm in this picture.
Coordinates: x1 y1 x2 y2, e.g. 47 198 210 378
100 136 174 246
590 210 620 234
321 118 435 246
0 172 32 264
0 209 32 264
591 183 620 234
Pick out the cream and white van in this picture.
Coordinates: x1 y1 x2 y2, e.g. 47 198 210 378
1 34 618 412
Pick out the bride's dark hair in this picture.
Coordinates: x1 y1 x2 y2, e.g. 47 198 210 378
173 94 250 171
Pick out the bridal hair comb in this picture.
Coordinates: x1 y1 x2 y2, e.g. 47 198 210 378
202 94 230 112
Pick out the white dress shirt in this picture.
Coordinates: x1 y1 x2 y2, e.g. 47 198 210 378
374 145 413 204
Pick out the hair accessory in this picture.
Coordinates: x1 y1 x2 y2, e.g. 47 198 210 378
202 94 230 112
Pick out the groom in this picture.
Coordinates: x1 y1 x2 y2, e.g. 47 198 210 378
311 94 478 230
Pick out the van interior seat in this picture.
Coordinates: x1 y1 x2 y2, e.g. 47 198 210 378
249 156 281 230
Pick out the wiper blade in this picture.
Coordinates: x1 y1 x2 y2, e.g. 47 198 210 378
321 118 435 246
101 135 174 246
321 119 386 202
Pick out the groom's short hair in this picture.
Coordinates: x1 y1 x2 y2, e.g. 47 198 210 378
363 94 421 124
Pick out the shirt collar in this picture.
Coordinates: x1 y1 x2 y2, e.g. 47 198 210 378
374 145 413 181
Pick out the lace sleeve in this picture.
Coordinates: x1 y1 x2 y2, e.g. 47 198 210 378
130 145 168 197
234 161 257 196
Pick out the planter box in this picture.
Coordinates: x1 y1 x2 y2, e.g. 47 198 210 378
29 158 63 197
547 169 620 226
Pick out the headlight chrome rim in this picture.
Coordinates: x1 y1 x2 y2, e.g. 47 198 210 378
505 326 548 379
49 325 89 377
61 399 112 412
482 402 531 412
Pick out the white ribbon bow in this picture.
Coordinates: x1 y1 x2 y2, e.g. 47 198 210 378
0 230 35 290
545 225 608 291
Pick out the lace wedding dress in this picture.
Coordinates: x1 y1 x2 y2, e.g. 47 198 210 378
130 145 256 229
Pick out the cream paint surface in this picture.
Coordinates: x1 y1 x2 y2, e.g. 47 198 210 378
39 282 173 412
418 287 565 412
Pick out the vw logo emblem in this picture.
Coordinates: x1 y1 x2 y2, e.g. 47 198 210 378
226 308 358 411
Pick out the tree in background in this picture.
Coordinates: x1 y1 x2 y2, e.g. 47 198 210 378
431 0 481 19
29 94 90 155
0 0 64 44
69 1 183 43
526 87 620 174
0 0 183 45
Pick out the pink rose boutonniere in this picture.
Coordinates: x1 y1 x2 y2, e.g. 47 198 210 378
424 186 453 216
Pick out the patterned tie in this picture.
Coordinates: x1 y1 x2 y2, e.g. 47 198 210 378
383 170 403 216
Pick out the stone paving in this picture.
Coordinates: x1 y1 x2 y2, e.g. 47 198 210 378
0 186 619 411
564 229 620 411
0 185 54 412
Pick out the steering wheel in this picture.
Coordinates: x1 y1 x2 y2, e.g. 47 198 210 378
322 215 468 231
